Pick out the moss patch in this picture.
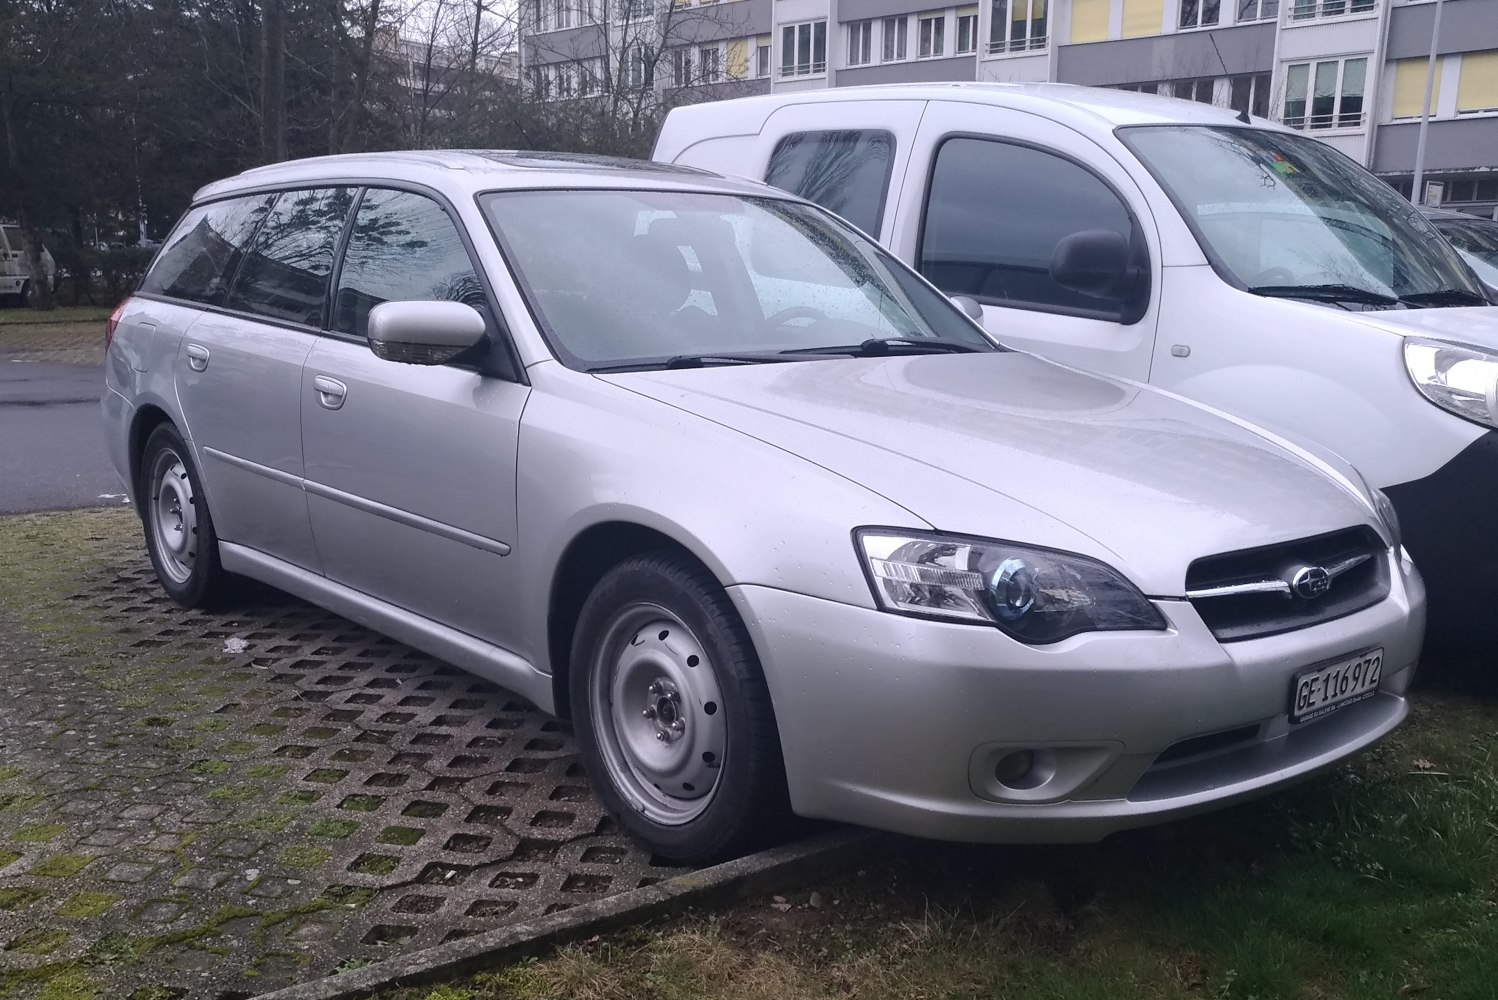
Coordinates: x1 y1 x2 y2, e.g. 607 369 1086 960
14 823 67 843
7 928 71 955
56 892 118 918
377 826 425 846
0 887 45 910
277 845 332 869
32 854 92 877
309 818 360 839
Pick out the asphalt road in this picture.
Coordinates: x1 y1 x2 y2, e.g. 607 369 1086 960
0 360 129 514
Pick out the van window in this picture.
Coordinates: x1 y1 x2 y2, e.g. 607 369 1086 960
920 137 1136 317
764 130 895 237
140 196 275 305
1 225 20 256
225 187 355 326
333 189 485 339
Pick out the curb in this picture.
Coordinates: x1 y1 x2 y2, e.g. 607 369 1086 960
255 827 884 1000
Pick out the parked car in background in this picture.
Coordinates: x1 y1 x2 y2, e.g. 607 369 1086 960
1423 206 1498 289
0 221 56 306
656 83 1498 650
104 152 1422 863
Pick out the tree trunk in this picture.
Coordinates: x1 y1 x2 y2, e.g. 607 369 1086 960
259 0 287 163
340 0 381 153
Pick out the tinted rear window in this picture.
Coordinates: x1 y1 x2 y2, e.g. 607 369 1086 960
764 130 895 236
225 187 354 326
140 196 275 305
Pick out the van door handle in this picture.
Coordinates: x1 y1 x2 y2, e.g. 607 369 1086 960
312 375 347 410
185 344 210 372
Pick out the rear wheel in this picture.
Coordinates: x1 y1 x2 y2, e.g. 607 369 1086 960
569 551 790 864
139 424 234 608
16 280 30 308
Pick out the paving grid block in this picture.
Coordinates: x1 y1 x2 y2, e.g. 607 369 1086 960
0 532 693 999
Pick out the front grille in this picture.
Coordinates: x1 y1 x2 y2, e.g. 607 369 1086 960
1186 527 1388 642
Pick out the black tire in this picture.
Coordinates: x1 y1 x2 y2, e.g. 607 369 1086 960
569 551 791 864
16 280 30 308
138 424 235 609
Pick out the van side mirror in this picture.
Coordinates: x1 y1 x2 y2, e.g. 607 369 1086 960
367 300 487 365
1050 230 1139 301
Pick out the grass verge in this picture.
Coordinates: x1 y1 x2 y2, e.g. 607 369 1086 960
0 305 108 364
374 693 1498 1000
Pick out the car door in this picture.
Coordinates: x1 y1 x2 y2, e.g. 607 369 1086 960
300 186 529 648
165 190 353 572
893 103 1163 383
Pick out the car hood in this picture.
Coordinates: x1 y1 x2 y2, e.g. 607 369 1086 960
604 352 1377 596
1345 305 1498 352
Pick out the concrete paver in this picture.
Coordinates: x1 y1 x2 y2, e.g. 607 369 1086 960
0 510 688 999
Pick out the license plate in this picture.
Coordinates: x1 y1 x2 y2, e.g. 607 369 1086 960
1290 648 1382 724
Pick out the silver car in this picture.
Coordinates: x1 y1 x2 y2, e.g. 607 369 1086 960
103 152 1424 863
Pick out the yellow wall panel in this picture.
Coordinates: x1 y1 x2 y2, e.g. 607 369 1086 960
1457 50 1498 113
1122 0 1163 38
1071 0 1110 43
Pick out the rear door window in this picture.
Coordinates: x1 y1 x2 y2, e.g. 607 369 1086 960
224 187 355 326
764 130 895 236
920 137 1136 317
140 196 276 305
333 189 486 338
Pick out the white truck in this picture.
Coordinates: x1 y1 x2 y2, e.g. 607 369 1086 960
0 222 56 306
655 83 1498 650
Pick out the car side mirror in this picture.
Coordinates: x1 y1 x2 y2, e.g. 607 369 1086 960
949 294 984 322
367 300 487 366
1050 230 1139 301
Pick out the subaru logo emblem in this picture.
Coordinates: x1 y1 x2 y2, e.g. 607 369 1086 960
1290 565 1331 600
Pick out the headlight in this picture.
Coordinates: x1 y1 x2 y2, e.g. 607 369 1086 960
856 529 1166 644
1404 339 1498 430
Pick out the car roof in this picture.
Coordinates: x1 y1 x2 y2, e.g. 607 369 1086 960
192 149 784 204
661 82 1289 135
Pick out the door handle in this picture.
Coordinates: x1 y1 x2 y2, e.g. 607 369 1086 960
185 344 210 372
312 375 347 410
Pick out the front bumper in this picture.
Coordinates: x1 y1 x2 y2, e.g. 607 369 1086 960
1384 429 1498 651
730 549 1424 843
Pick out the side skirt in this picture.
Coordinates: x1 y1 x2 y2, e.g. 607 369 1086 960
219 541 556 714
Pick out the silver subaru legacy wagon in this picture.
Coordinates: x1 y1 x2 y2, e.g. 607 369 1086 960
102 151 1424 862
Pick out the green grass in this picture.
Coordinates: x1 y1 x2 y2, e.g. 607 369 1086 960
55 892 118 918
375 692 1498 1000
31 854 92 877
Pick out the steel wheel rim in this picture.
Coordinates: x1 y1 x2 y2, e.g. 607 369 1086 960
589 603 727 826
147 448 198 585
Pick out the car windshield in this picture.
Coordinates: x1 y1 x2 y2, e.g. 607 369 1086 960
1120 126 1485 306
1434 218 1498 268
479 189 993 370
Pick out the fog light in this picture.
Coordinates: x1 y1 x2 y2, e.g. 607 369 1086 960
993 750 1036 788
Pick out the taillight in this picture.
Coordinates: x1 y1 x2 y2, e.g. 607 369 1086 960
105 299 128 351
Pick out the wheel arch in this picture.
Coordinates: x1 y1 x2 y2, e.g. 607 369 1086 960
547 521 723 721
128 404 176 515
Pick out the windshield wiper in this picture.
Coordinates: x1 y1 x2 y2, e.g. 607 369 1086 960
1398 288 1491 308
1246 283 1398 307
662 352 802 370
780 337 988 358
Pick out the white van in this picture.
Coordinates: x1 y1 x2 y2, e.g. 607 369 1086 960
0 222 55 306
655 83 1498 650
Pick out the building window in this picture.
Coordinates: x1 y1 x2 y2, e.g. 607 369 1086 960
919 13 946 58
956 8 978 53
755 37 772 77
781 20 827 77
1236 0 1278 20
1115 80 1160 94
699 45 721 83
989 0 1048 55
579 57 603 95
616 0 653 21
1283 57 1366 129
882 17 909 61
1179 0 1219 28
1289 0 1375 21
848 20 874 66
672 47 693 86
1230 72 1271 118
623 44 652 88
1177 77 1215 104
1457 51 1498 116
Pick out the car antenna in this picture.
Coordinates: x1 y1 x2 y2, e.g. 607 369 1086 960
1236 107 1252 124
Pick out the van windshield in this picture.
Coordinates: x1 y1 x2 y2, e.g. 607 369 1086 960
1120 126 1486 308
480 189 993 371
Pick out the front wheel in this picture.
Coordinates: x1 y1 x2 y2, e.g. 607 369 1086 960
138 424 234 608
569 552 790 864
